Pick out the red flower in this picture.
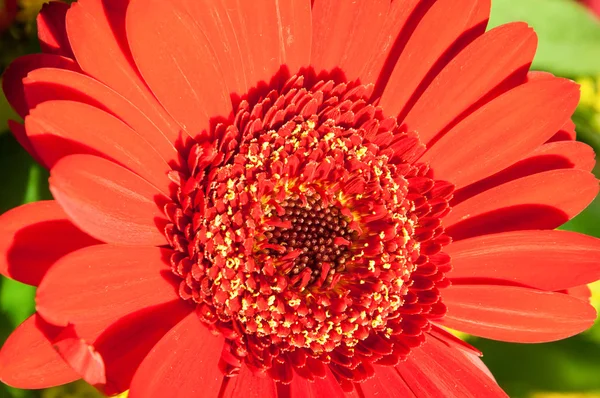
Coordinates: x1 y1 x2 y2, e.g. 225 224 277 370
1 0 600 396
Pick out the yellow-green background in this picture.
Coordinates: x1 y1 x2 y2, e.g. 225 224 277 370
1 0 600 397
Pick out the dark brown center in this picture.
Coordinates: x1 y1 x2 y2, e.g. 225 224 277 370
264 194 357 288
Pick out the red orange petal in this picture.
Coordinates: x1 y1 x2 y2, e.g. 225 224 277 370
396 333 507 397
66 0 183 142
23 67 180 164
440 284 597 343
26 100 172 194
452 140 597 204
447 230 600 291
0 200 99 286
126 0 232 136
221 365 277 397
2 54 78 118
37 1 74 58
379 0 490 118
311 0 388 80
36 245 179 341
422 77 580 189
445 169 599 239
129 311 225 398
404 22 536 145
0 314 78 389
49 154 168 246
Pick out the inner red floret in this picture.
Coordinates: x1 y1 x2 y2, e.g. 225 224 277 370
164 73 454 389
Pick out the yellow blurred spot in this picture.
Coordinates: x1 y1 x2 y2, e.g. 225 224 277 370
445 327 472 341
579 77 597 108
589 280 600 311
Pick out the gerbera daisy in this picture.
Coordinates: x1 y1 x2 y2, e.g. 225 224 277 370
1 0 600 396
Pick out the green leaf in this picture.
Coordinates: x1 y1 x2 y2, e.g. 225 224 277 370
0 78 19 134
488 0 600 77
0 132 52 214
475 334 600 397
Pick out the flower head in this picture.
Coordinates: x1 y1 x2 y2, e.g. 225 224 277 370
1 0 600 397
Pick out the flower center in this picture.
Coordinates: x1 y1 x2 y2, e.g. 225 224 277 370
164 72 454 387
264 195 355 289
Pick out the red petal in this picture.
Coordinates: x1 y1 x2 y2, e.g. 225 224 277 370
440 284 597 343
356 0 420 85
49 154 168 246
452 140 597 204
396 334 507 397
422 77 580 189
379 0 490 118
66 0 183 143
447 230 600 291
221 365 277 398
359 366 416 397
23 67 180 164
52 324 106 386
95 301 191 396
566 285 592 302
174 0 311 99
404 22 536 145
26 100 172 194
0 314 78 389
288 368 349 398
37 1 74 58
2 54 78 117
36 244 179 342
126 0 232 135
445 169 599 239
311 0 388 80
548 119 577 142
129 311 225 398
0 200 99 286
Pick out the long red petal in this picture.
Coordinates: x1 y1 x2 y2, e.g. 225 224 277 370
356 0 420 85
311 0 388 80
0 314 78 389
440 284 597 343
404 22 536 145
129 311 225 398
49 154 168 246
26 100 172 194
447 230 600 291
65 0 183 142
452 140 597 204
126 0 232 136
36 245 179 341
396 334 507 397
422 77 580 189
174 0 311 99
379 0 489 118
23 67 180 164
221 365 277 398
287 368 349 398
359 366 416 397
37 1 74 58
2 54 78 118
445 169 599 239
0 200 99 286
94 301 191 396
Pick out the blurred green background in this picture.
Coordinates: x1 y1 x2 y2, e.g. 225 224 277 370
1 0 600 397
